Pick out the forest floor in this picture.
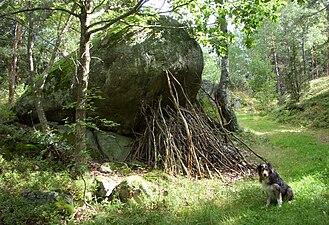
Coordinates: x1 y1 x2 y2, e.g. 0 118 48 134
0 112 328 224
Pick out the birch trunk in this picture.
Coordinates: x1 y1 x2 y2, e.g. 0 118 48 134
8 22 21 105
215 13 239 132
270 33 283 104
27 13 49 133
75 1 92 155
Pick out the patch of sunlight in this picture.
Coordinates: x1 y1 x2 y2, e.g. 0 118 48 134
248 127 305 136
303 76 329 101
291 174 327 199
221 215 242 225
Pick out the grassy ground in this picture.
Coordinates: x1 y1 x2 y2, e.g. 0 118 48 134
235 113 328 225
0 114 328 224
72 114 329 224
91 113 328 225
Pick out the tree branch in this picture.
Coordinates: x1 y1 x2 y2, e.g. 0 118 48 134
158 0 195 14
90 0 107 14
0 6 80 19
119 19 186 30
88 0 148 35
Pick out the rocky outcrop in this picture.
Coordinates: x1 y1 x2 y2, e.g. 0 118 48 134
22 190 72 204
88 130 133 161
14 16 203 135
94 174 167 202
53 124 133 161
95 176 117 199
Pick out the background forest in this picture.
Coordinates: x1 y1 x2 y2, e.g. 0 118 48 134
0 0 328 224
1 0 328 128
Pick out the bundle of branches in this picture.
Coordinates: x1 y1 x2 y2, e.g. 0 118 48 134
129 71 263 178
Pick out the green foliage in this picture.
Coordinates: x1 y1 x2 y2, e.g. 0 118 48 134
253 82 277 111
0 122 40 160
0 192 63 225
229 0 328 109
171 0 285 52
54 200 75 215
0 156 81 225
229 33 278 110
79 112 328 224
228 41 250 92
229 0 286 48
0 1 328 223
0 121 77 170
0 104 15 124
32 129 75 163
273 76 329 128
202 50 219 83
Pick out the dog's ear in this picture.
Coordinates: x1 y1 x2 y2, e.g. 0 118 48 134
267 163 274 173
256 165 262 173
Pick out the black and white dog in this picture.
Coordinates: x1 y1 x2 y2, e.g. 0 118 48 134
257 162 294 207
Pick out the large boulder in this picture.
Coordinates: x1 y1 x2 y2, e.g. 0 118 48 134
15 16 204 135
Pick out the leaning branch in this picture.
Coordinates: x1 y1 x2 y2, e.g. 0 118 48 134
158 0 195 14
0 6 80 19
88 0 148 34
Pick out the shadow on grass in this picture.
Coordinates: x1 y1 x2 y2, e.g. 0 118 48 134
0 188 69 225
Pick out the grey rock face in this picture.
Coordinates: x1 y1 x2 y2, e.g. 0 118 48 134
22 190 73 204
88 131 133 161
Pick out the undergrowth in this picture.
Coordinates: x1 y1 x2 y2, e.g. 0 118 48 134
0 89 328 225
0 113 328 224
272 76 329 128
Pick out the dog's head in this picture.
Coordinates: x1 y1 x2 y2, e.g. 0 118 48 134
257 163 274 179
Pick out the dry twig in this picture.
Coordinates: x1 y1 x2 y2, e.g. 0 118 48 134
129 70 261 178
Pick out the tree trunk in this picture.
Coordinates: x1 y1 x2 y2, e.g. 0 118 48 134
27 12 49 133
8 62 14 104
75 1 92 156
301 29 307 80
311 45 319 79
71 0 145 160
215 15 239 132
34 12 73 133
270 33 283 105
8 22 21 105
327 4 329 77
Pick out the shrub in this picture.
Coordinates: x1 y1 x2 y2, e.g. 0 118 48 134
0 105 15 124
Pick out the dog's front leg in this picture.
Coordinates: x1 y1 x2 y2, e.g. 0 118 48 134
273 184 282 207
265 196 271 208
265 190 271 208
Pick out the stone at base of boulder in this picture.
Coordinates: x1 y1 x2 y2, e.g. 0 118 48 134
90 131 133 162
51 123 133 161
95 176 117 199
93 175 168 203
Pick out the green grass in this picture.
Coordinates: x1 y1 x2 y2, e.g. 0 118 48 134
0 114 328 224
235 113 328 225
79 113 328 225
238 113 328 177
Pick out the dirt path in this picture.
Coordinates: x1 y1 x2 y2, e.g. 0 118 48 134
237 113 329 178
